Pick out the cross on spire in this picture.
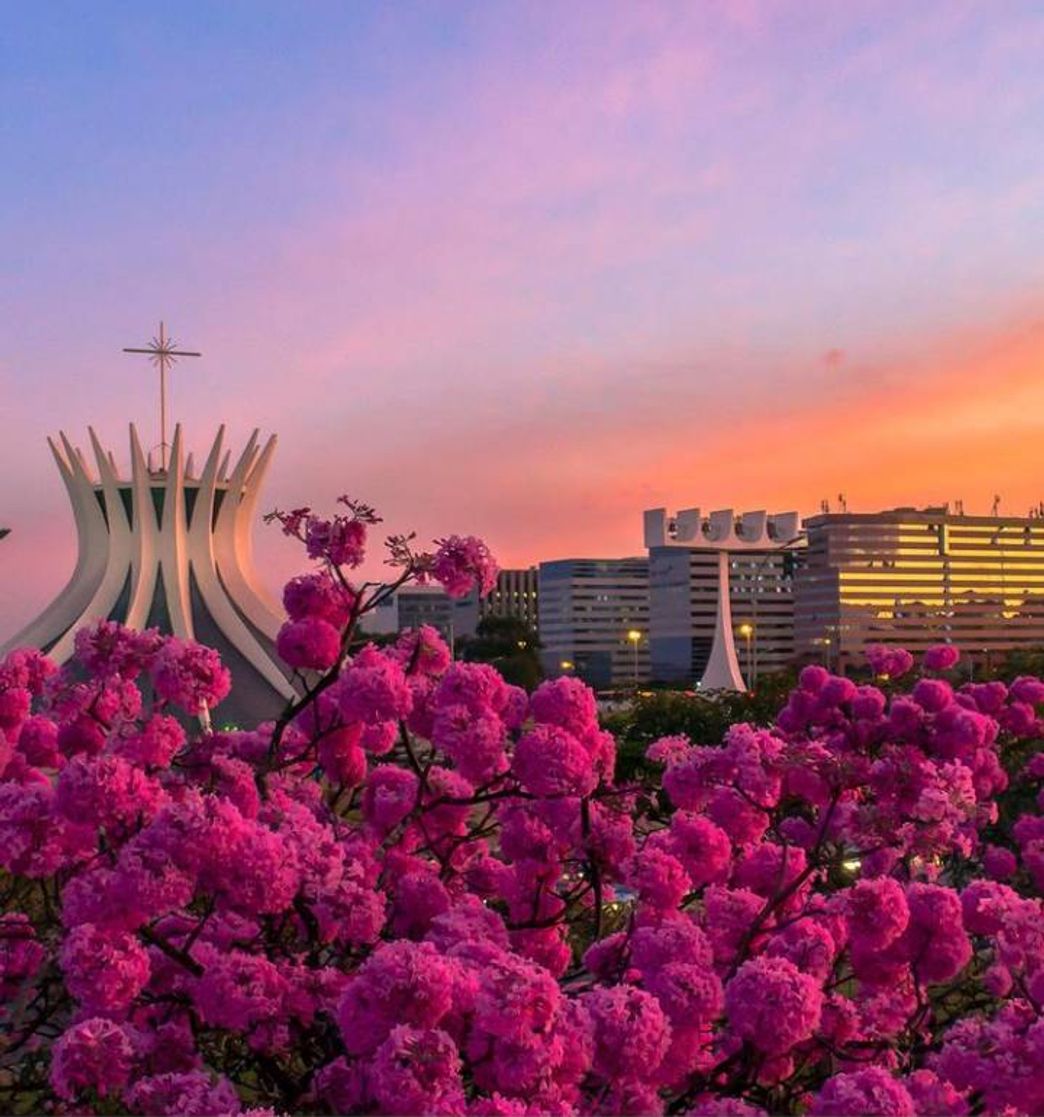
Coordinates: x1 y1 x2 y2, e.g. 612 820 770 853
123 321 201 472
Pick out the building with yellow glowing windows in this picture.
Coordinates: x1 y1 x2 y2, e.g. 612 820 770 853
795 507 1044 667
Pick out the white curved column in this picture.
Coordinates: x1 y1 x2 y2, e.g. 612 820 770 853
701 552 746 691
155 426 195 640
213 431 283 640
47 429 136 661
188 428 295 699
1 438 108 653
122 425 160 632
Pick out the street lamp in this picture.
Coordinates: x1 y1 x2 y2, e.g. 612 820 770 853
737 622 754 689
627 629 642 685
560 660 574 673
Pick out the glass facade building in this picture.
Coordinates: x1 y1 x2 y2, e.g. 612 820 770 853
649 547 799 685
796 507 1044 666
538 558 650 689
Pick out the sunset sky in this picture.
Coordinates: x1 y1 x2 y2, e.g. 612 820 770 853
3 2 1044 635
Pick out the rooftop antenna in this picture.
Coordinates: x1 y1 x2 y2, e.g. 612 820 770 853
820 498 831 514
123 321 201 472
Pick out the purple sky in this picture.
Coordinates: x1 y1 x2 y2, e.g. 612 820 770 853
3 2 1044 636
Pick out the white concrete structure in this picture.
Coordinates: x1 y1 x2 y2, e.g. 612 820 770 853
644 507 802 691
2 424 296 723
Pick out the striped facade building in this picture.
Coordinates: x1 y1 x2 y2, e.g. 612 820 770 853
479 566 539 631
538 558 650 689
361 586 458 639
441 567 540 640
649 547 799 686
796 507 1044 667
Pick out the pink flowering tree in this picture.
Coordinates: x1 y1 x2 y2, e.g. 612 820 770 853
2 497 1044 1116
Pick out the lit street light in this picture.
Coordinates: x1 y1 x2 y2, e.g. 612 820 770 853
737 622 754 689
626 629 642 686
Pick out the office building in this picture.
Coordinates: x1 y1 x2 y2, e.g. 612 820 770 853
454 567 540 636
795 506 1044 666
538 558 649 690
649 547 799 686
644 507 802 690
483 566 539 630
360 585 459 641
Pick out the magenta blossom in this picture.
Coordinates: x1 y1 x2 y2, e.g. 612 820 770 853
149 638 231 715
50 1017 136 1100
866 644 915 678
923 643 960 672
431 534 499 598
3 503 1044 1117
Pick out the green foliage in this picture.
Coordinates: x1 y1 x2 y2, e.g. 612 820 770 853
994 646 1044 682
457 615 544 691
606 671 798 782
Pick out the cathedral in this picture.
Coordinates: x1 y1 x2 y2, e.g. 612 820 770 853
1 329 296 726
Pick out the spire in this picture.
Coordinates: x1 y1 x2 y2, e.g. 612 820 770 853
123 321 201 472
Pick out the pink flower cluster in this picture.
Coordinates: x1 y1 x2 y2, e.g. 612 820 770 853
866 643 915 678
267 496 374 569
429 534 500 598
3 505 1044 1116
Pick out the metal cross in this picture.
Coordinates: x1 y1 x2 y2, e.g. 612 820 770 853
123 321 201 472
